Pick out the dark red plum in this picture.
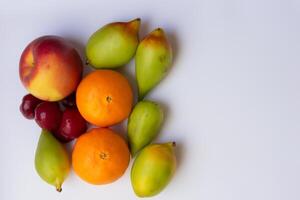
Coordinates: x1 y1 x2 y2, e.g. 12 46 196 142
55 107 87 143
35 102 62 132
20 94 43 119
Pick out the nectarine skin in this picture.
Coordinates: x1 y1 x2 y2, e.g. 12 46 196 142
19 36 83 101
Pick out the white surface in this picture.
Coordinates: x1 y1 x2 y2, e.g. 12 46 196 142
1 0 300 199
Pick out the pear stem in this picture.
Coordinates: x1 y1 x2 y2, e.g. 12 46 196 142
166 141 176 148
55 180 62 192
172 141 176 147
56 186 62 192
128 18 141 32
132 18 141 22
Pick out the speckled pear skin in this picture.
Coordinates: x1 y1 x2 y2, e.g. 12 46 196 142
135 28 172 100
35 129 70 192
131 142 176 197
86 18 140 69
128 100 164 156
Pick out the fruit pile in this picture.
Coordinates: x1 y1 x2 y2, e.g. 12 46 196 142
19 18 176 198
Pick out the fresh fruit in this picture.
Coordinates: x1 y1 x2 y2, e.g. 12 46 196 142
76 70 133 127
55 107 87 143
128 100 164 156
72 128 130 185
35 129 70 192
20 94 43 119
86 18 140 69
61 92 76 108
19 36 83 101
35 102 62 132
131 142 176 197
135 28 172 100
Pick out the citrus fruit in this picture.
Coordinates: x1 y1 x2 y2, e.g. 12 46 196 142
76 70 133 127
72 128 130 185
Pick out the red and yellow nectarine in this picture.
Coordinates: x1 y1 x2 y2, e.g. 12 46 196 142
19 36 83 101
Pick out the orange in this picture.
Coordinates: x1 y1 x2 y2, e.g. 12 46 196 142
72 128 130 185
76 70 133 127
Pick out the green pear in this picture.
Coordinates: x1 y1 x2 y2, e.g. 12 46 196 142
131 142 176 197
86 18 140 69
35 129 70 192
135 28 172 100
128 100 164 156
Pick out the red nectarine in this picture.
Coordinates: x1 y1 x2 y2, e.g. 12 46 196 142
19 36 83 101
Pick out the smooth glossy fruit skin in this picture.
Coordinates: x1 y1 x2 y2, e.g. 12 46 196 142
19 36 83 101
55 107 87 143
72 128 130 185
131 142 176 197
35 129 70 192
135 28 172 100
35 102 62 132
86 18 140 69
76 70 133 127
128 101 164 156
20 94 43 119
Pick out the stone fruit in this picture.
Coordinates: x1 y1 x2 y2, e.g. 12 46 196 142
86 18 140 69
128 100 164 156
76 70 133 127
131 142 176 197
20 94 43 119
55 107 87 143
35 129 70 192
72 128 130 185
35 102 62 132
135 28 172 100
19 36 83 101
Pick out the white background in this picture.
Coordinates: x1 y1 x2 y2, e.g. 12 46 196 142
0 0 300 199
